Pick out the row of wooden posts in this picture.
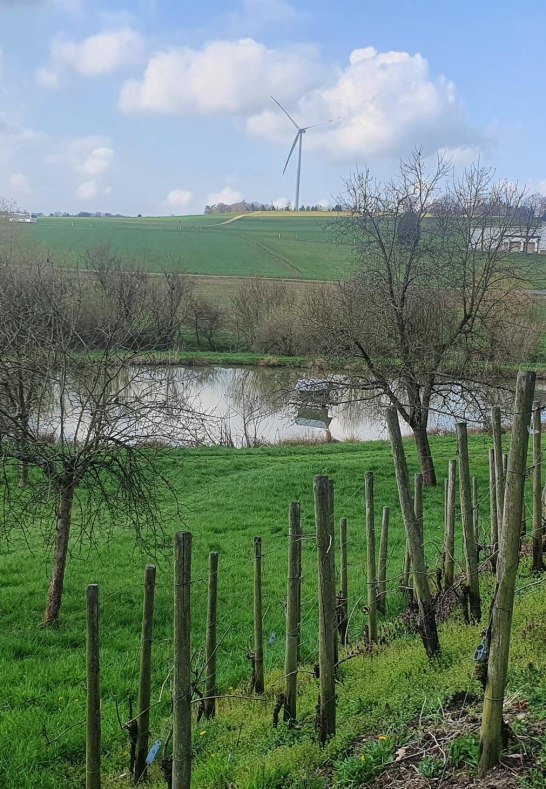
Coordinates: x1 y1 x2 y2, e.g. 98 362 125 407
83 371 541 786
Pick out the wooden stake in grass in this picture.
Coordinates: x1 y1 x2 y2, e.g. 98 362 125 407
377 507 389 615
86 584 101 789
204 552 219 719
315 475 336 743
492 406 505 533
365 472 378 644
402 540 413 600
444 478 448 535
134 565 156 784
479 371 535 776
284 502 301 724
532 401 544 574
444 460 457 590
253 536 265 694
173 532 192 789
472 477 479 546
456 422 481 623
386 408 440 658
489 448 498 573
339 517 349 645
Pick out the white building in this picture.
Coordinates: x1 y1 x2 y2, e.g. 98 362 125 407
471 224 545 253
8 212 37 224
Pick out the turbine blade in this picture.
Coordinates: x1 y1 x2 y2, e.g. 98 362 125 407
283 132 300 174
270 95 300 130
302 117 340 131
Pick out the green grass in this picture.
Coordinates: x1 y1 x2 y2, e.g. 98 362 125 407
131 350 309 367
0 434 541 787
23 213 352 281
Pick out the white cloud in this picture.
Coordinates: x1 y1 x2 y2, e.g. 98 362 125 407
120 38 322 115
39 27 144 87
206 186 244 206
526 178 546 195
120 40 480 165
0 112 37 143
47 136 115 178
273 196 290 209
255 47 480 163
166 189 193 210
9 172 32 194
75 180 98 200
75 146 114 177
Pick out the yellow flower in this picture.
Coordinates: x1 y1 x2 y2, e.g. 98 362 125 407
199 730 207 737
378 735 387 742
359 755 366 762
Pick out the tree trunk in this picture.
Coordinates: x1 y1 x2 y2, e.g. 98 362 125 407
387 408 440 658
44 485 75 626
413 426 437 487
478 371 535 775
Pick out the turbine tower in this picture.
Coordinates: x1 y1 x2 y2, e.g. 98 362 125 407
271 96 335 211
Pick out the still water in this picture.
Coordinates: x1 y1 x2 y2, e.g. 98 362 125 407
120 364 536 447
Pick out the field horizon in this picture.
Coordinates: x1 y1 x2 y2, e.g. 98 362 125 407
22 211 353 283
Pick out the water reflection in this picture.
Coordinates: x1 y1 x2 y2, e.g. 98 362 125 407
30 364 545 448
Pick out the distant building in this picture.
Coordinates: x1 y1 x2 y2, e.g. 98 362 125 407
471 224 544 253
8 212 37 224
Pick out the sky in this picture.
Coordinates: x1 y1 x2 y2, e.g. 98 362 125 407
1 0 545 215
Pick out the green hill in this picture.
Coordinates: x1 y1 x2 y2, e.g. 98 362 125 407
26 212 353 281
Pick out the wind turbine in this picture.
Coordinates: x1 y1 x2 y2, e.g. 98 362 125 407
271 96 335 211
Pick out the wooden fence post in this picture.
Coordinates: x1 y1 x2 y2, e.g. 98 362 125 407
284 502 301 723
489 448 498 573
386 408 440 658
414 472 426 591
444 460 457 590
173 532 192 789
204 552 219 719
472 477 479 545
532 401 544 573
315 475 336 743
444 478 448 534
328 479 338 667
253 537 265 694
402 542 412 599
134 565 156 783
479 371 535 776
456 422 481 622
492 406 505 533
86 584 101 789
339 517 349 645
365 472 378 644
377 507 389 614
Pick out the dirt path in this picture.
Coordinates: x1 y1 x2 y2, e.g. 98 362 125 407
207 211 264 227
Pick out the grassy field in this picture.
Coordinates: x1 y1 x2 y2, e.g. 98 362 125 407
24 212 353 282
2 432 543 787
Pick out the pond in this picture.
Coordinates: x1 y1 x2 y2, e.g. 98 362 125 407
95 364 541 447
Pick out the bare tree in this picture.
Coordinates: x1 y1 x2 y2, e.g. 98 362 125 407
316 153 541 485
231 278 293 349
516 192 546 254
0 258 199 625
187 298 224 350
85 244 193 349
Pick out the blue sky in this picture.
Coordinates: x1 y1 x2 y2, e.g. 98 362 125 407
1 0 545 215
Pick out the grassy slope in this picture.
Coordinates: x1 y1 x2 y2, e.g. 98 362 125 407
25 213 546 289
2 433 542 787
26 213 353 282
